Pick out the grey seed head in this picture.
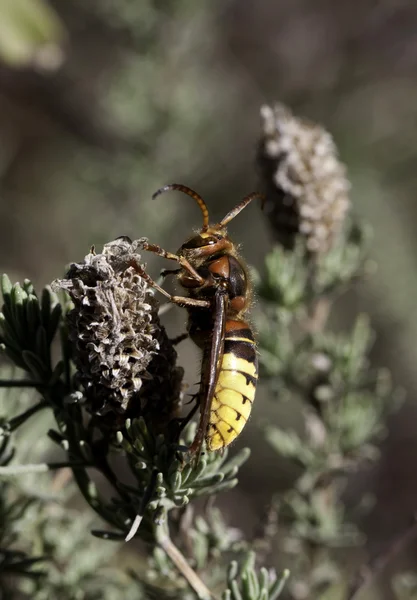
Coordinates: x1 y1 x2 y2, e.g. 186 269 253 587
53 237 183 424
258 103 351 255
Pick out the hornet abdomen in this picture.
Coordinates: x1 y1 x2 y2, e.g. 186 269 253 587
206 320 258 451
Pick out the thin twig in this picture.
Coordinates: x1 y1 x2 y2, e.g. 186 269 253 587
346 518 417 600
179 505 195 558
51 467 73 492
158 533 214 600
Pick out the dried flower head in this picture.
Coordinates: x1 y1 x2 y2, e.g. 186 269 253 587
53 237 183 424
258 103 351 254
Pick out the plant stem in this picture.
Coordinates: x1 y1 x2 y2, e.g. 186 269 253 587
306 296 331 333
346 518 417 600
51 467 73 492
8 400 49 431
0 380 43 387
158 527 214 600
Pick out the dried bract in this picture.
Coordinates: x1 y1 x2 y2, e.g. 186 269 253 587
53 237 183 421
258 103 351 254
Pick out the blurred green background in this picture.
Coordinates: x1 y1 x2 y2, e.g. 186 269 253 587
1 0 417 594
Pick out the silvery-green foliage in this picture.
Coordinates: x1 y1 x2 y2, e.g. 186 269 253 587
0 244 270 599
223 552 289 600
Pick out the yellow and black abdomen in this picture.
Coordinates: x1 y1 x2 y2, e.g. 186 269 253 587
207 320 258 451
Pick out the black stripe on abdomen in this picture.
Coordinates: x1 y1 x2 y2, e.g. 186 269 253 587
223 339 258 366
225 327 255 342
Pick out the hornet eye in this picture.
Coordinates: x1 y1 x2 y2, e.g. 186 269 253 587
182 236 218 249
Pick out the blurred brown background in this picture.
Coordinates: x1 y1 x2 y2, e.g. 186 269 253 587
1 0 417 594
